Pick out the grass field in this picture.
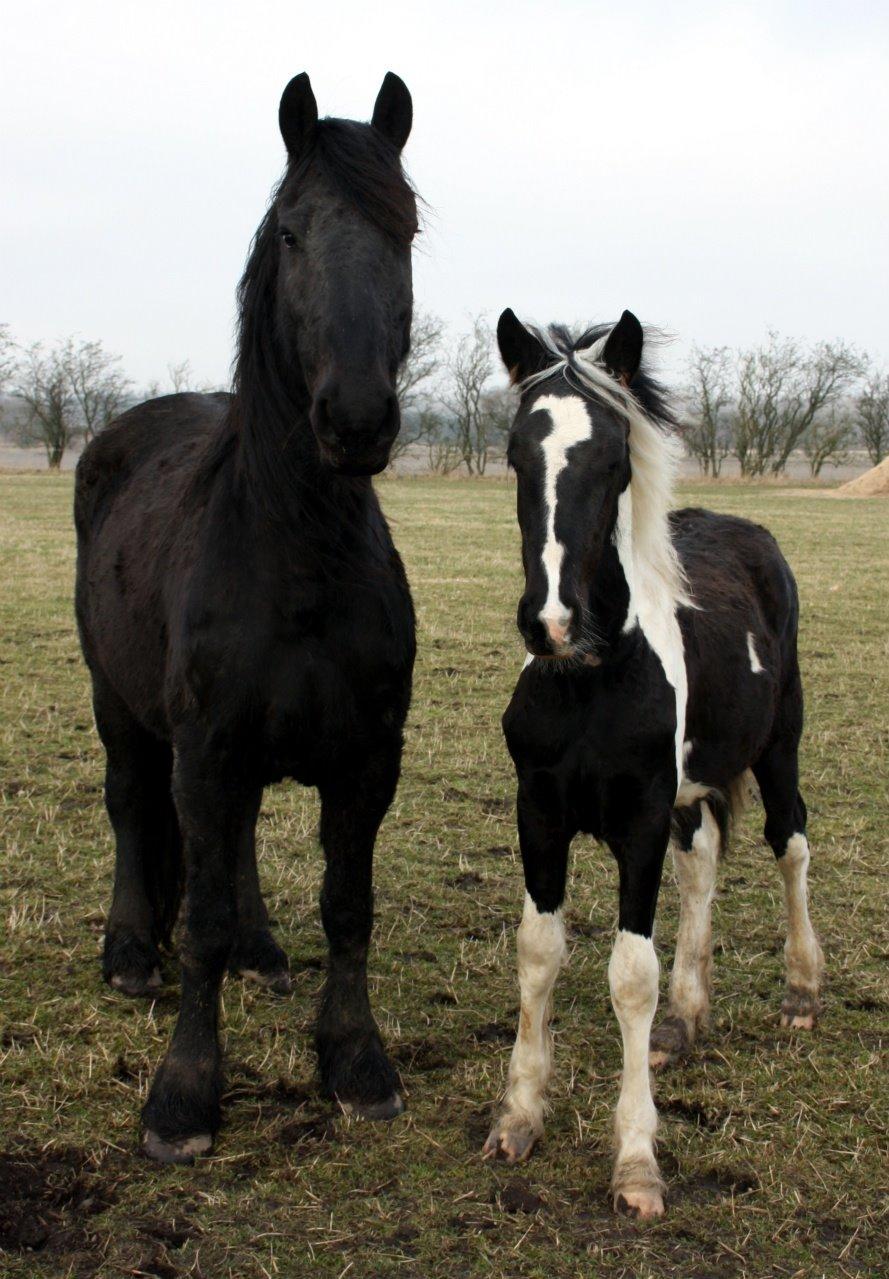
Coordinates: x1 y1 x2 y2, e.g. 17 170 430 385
0 472 887 1279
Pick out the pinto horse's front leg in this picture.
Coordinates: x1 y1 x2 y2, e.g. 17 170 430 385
607 812 671 1218
316 749 403 1119
142 743 260 1163
483 790 572 1164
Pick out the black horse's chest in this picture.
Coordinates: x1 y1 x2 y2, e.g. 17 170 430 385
259 574 415 784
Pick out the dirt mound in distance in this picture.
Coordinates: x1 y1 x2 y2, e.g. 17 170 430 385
835 457 889 496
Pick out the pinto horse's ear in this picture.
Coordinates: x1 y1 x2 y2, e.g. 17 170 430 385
279 72 318 159
371 72 412 151
497 309 550 385
601 310 644 385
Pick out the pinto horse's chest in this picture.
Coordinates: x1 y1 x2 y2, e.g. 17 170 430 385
503 649 679 837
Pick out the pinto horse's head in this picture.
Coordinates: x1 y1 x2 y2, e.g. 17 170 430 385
498 308 659 661
270 72 416 476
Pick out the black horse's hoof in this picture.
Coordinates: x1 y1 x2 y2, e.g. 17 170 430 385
229 930 291 994
340 1093 405 1121
143 1129 213 1164
104 931 164 998
110 967 163 997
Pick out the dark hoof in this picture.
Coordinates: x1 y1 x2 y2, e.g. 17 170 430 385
103 931 163 998
649 1014 692 1069
236 966 292 995
110 967 163 998
339 1093 405 1121
143 1129 213 1164
781 985 820 1030
229 930 291 994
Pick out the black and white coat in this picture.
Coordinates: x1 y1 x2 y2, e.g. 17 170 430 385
483 310 824 1217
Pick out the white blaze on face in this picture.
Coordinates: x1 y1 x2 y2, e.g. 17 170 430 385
534 394 592 646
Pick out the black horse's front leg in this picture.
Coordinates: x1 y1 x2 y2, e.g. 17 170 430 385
316 749 402 1119
142 744 259 1163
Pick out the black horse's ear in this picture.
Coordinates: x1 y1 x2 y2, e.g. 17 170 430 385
279 72 318 159
371 72 412 150
601 310 644 385
497 309 549 385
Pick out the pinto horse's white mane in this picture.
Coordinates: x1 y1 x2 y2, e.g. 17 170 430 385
520 327 692 611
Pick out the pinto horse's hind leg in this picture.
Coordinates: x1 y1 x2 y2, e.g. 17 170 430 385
483 791 571 1165
315 749 403 1120
753 739 824 1030
650 801 721 1068
93 675 181 997
227 797 291 994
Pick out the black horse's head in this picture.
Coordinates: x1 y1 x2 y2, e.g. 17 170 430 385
238 72 417 478
497 309 650 660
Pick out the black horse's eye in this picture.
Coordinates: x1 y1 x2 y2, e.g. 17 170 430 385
279 228 298 250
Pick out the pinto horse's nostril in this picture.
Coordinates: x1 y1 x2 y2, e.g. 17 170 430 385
540 611 574 653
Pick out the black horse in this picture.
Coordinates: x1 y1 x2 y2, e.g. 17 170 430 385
74 71 418 1162
483 310 824 1216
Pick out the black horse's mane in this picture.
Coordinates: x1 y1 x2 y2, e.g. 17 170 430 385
225 119 418 508
530 322 678 434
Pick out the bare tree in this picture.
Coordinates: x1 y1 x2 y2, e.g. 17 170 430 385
0 324 15 394
440 315 502 475
14 341 82 468
390 309 445 463
856 370 889 465
166 359 220 394
682 345 734 476
735 333 865 475
803 406 854 476
65 338 132 442
0 325 17 436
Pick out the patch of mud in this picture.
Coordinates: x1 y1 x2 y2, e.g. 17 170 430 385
0 1147 115 1257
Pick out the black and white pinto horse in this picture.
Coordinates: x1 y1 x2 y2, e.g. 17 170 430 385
483 310 824 1216
75 72 418 1161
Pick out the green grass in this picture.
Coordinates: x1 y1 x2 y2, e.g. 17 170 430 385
0 473 887 1278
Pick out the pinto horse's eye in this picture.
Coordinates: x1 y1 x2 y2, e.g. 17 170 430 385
279 228 298 250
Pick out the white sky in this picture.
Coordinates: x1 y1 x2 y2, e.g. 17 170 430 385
2 0 887 389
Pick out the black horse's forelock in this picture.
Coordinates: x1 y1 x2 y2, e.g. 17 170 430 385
525 321 678 435
227 118 419 512
284 118 419 244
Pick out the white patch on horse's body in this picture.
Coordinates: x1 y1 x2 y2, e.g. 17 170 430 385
614 483 688 792
666 803 720 1036
534 394 593 641
747 631 764 674
777 833 824 1028
484 893 567 1161
608 929 664 1216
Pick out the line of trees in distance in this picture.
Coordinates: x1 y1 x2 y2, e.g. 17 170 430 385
1 317 886 474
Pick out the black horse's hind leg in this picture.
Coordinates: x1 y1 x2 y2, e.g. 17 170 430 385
227 795 292 994
315 748 402 1119
93 676 181 997
142 746 260 1163
753 719 824 1029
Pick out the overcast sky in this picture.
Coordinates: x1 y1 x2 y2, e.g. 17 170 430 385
3 0 887 389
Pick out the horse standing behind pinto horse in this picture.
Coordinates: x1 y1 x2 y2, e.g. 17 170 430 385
75 71 418 1162
483 310 824 1216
